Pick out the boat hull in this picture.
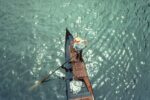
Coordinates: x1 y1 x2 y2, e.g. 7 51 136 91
65 29 94 100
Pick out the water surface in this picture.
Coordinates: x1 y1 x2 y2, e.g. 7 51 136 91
0 0 150 100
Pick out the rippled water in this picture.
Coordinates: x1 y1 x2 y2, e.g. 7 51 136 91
0 0 150 100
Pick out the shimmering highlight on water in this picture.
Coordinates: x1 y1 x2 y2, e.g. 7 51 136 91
0 0 150 100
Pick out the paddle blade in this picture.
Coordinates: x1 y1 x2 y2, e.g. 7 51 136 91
29 81 41 91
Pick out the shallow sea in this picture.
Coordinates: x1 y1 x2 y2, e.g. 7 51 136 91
0 0 150 100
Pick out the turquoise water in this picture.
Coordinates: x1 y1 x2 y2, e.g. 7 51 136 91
0 0 150 100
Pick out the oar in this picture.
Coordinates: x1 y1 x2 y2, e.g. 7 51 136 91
29 58 72 91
